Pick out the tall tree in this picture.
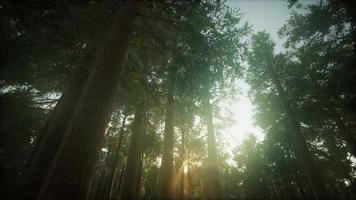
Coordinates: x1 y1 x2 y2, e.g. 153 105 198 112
281 0 356 159
37 1 140 199
120 98 146 199
29 65 90 196
202 91 222 200
159 66 176 200
248 31 330 199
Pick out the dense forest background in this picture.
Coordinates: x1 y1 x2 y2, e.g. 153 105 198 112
1 0 356 199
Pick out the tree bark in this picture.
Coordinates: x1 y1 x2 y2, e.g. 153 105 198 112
135 153 144 199
267 65 329 200
29 65 89 196
116 160 126 197
120 100 146 199
104 115 127 200
202 99 222 200
92 114 127 200
159 66 176 200
37 1 140 199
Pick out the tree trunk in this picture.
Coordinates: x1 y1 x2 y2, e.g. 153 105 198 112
117 160 126 197
187 151 193 200
37 2 140 199
93 114 127 200
179 122 185 200
120 100 146 199
179 161 185 200
202 99 222 200
267 65 329 200
28 65 89 196
135 153 144 199
104 115 127 200
159 66 176 200
92 169 108 200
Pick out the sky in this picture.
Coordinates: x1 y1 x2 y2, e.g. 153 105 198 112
228 0 290 52
219 0 291 153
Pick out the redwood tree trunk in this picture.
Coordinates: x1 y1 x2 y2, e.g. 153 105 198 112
29 66 89 196
268 65 329 200
135 153 144 199
37 2 140 199
159 67 176 200
92 115 126 200
103 115 127 200
202 98 222 200
120 100 146 199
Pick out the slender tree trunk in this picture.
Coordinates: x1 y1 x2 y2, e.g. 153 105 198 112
202 99 222 200
93 114 127 200
135 153 144 199
187 151 193 200
100 166 112 200
93 169 108 200
159 66 176 200
120 100 146 199
37 2 140 199
117 160 126 197
179 122 185 200
267 65 329 200
102 137 123 200
179 162 185 200
105 115 127 200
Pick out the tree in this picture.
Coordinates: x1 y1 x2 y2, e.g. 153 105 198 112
280 0 356 159
37 1 140 199
202 90 222 200
159 65 176 200
29 65 90 197
248 31 332 199
120 89 147 199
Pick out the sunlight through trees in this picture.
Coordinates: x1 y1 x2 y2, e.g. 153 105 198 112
1 0 355 199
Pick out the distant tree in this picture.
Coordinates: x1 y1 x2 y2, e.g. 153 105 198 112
159 64 176 199
120 70 148 199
